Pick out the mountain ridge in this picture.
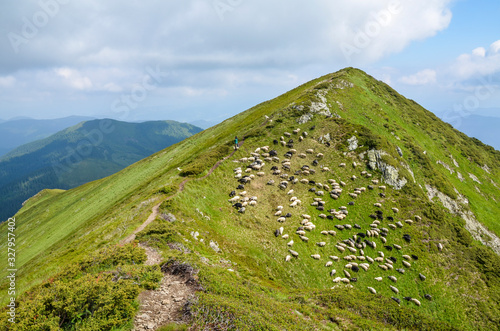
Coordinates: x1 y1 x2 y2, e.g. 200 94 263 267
0 119 202 222
1 68 499 330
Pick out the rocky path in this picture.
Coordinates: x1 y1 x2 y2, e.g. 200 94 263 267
128 138 247 330
123 138 245 245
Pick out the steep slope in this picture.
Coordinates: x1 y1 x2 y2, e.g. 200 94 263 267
0 119 202 222
1 68 499 330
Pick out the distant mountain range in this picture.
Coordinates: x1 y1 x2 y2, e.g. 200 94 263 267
450 115 500 151
0 119 202 221
0 116 95 157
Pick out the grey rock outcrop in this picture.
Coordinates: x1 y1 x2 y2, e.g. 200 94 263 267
347 136 358 151
367 150 407 189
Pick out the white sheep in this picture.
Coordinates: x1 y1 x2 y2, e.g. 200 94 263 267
257 172 265 177
402 261 411 268
410 298 421 306
289 249 299 257
277 217 286 223
325 261 333 267
311 254 321 260
284 132 291 137
282 234 289 239
374 203 382 208
287 189 294 195
316 242 326 247
367 287 377 294
390 285 399 294
287 240 294 246
285 255 292 262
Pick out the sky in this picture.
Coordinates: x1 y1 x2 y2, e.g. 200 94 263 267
0 0 499 130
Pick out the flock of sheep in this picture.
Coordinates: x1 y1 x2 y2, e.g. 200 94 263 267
227 127 434 307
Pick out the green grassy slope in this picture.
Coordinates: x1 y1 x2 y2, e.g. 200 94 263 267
1 68 499 330
0 119 202 222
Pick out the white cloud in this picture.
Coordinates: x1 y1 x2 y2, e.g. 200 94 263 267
55 68 93 90
0 76 15 87
0 0 455 119
400 69 437 85
451 40 500 79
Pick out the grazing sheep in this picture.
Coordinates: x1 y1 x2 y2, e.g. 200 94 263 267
289 249 299 257
419 273 426 281
285 255 292 262
339 163 346 167
415 215 422 221
410 298 421 306
374 277 383 282
405 219 414 225
367 287 377 294
332 277 342 283
330 269 337 276
392 297 401 304
257 172 265 177
396 221 403 228
300 236 309 242
238 207 246 213
277 217 286 223
296 230 306 235
366 256 374 263
390 285 399 294
341 278 350 284
374 203 382 208
388 276 397 283
372 179 379 184
378 265 388 271
267 179 275 185
402 261 411 268
437 243 443 251
311 254 321 260
393 244 402 250
396 268 405 274
391 207 399 213
388 224 397 230
359 264 368 271
325 261 333 267
330 255 339 261
249 200 257 206
284 132 291 137
274 210 282 216
282 234 289 239
344 270 351 278
298 153 307 158
424 294 432 301
336 246 346 253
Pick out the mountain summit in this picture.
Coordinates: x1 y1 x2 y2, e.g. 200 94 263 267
1 68 499 330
